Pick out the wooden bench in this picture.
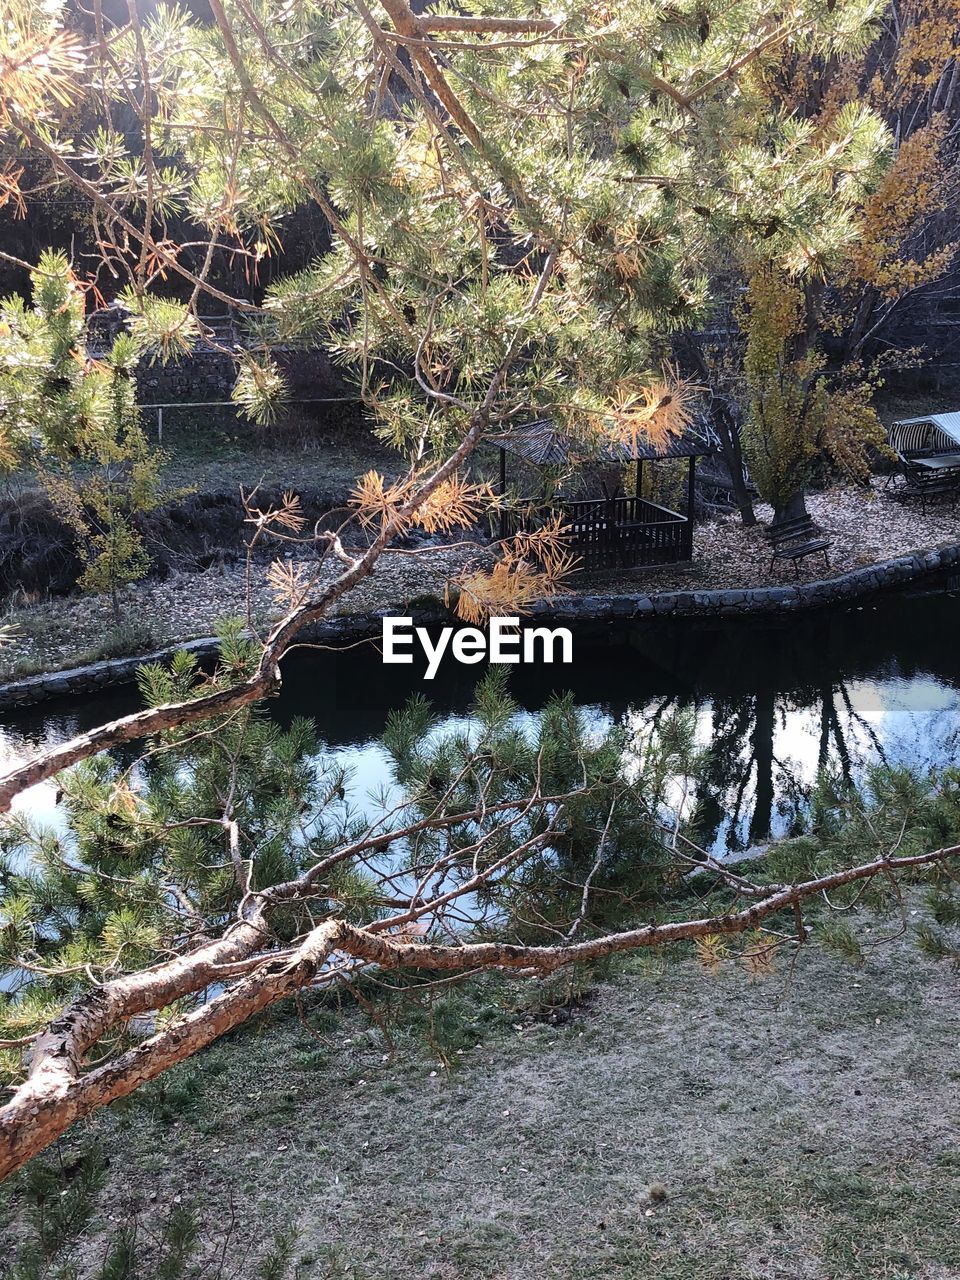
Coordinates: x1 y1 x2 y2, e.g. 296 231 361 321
885 451 960 512
899 479 960 512
766 516 833 578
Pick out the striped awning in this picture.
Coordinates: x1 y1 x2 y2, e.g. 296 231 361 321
890 412 960 453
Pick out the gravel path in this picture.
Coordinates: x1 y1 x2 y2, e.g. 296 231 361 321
0 545 476 679
601 481 960 593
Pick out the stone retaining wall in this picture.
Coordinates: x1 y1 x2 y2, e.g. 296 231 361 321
135 348 351 413
2 543 959 712
533 543 960 622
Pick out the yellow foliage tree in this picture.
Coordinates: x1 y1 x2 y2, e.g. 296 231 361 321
770 0 960 362
742 265 886 521
836 113 959 357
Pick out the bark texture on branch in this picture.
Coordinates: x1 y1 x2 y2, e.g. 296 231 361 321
0 239 552 815
377 0 486 151
419 17 559 33
0 0 562 817
0 920 331 1182
1 844 956 1182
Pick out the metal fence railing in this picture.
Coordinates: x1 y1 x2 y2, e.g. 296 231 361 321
139 397 356 442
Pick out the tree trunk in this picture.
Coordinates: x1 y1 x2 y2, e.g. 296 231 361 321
675 337 757 527
841 284 880 364
3 855 960 1182
772 490 809 527
713 400 757 527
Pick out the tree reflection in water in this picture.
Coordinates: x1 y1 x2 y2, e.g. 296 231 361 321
3 593 960 857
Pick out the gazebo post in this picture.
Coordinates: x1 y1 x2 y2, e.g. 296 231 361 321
685 454 696 557
498 446 507 539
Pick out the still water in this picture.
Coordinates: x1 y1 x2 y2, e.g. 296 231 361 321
2 592 960 855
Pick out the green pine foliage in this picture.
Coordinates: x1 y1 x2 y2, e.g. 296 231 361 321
0 254 173 620
2 0 897 456
4 0 960 1182
0 658 697 1074
815 917 866 968
5 638 960 1079
8 639 960 1094
379 670 698 937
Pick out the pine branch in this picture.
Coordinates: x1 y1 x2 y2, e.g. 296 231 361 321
3 842 958 1181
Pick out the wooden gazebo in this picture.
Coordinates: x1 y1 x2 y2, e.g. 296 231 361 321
494 420 709 571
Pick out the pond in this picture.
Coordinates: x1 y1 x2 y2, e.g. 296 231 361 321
2 590 960 856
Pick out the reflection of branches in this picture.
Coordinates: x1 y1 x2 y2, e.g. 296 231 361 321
644 694 679 731
749 688 775 845
768 751 811 831
696 676 903 851
837 683 888 765
691 697 755 849
821 688 853 784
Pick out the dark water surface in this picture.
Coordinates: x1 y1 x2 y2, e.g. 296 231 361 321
3 591 960 853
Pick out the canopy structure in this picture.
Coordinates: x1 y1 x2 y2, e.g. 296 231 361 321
493 419 710 465
494 419 710 572
889 412 960 455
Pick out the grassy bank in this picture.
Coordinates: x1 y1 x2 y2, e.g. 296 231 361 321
145 405 399 496
3 923 958 1280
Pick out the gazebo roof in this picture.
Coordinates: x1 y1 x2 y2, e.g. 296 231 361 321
493 418 710 465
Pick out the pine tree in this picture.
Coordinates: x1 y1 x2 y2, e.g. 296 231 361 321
3 0 960 1180
0 253 170 621
716 3 960 518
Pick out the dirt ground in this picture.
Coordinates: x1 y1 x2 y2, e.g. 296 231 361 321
4 922 958 1280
